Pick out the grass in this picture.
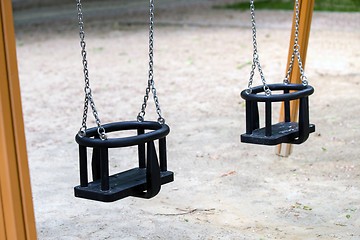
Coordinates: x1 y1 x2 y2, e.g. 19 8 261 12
221 0 360 12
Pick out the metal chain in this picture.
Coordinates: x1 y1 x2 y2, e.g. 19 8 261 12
76 0 107 140
247 0 271 95
283 0 308 85
137 0 165 124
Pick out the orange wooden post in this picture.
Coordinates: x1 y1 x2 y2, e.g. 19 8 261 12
0 0 37 239
0 189 7 240
277 0 314 156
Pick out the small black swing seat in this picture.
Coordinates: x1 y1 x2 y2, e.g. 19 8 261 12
74 121 173 202
240 83 315 145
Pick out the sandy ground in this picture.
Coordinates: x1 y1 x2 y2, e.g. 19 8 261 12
14 2 360 239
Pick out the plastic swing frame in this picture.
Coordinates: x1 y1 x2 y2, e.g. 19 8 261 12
240 83 315 145
74 121 173 202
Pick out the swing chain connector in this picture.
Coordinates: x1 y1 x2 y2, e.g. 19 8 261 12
301 75 308 86
263 86 271 96
157 117 165 125
137 0 165 124
283 77 290 84
78 126 87 138
97 127 107 140
137 114 145 122
76 0 107 140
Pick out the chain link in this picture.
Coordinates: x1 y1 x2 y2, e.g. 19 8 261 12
283 0 308 85
137 0 165 124
247 0 271 95
247 0 309 94
76 0 107 140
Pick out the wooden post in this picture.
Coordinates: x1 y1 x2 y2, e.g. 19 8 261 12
0 190 7 240
0 0 37 239
277 0 314 157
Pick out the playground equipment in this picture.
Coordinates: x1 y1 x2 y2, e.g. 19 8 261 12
73 0 174 202
240 0 315 146
1 0 315 237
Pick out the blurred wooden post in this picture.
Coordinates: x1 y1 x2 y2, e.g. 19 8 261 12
277 0 314 157
0 0 37 239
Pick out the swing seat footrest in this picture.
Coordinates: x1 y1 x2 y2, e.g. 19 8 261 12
74 168 174 202
241 122 315 145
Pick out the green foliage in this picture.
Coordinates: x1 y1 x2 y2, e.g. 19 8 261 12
221 0 360 12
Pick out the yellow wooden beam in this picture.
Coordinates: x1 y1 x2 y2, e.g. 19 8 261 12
0 0 37 239
277 0 314 156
